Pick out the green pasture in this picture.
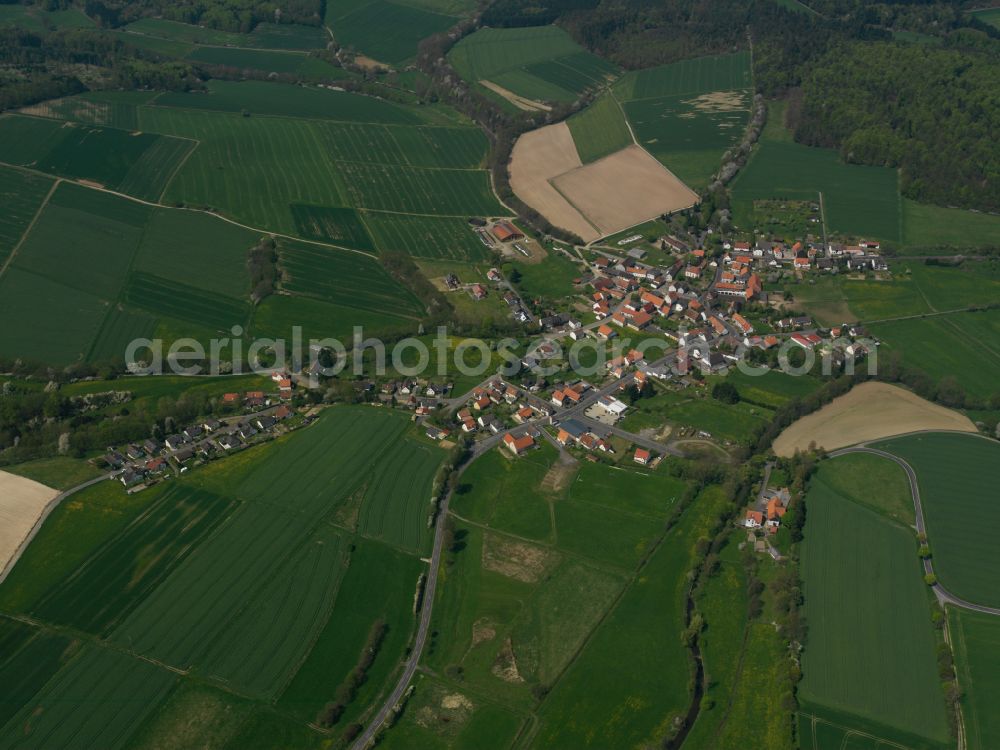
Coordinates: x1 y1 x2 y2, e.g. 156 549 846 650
125 681 253 750
566 93 633 163
533 485 727 749
901 199 1000 250
21 90 158 129
0 620 77 730
251 293 417 344
816 451 915 526
876 433 1000 608
505 251 581 301
3 457 103 490
800 457 951 747
0 4 93 31
949 607 1000 750
971 7 1000 29
567 461 686 518
425 523 625 707
721 368 823 408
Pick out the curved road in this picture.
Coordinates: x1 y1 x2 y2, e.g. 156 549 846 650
829 445 1000 617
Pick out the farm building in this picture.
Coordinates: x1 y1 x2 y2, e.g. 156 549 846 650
503 432 535 455
491 221 524 243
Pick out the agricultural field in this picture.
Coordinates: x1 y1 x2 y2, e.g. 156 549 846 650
948 608 1000 750
364 213 492 261
532 485 728 749
0 4 93 31
327 0 458 65
900 199 1000 250
731 101 902 241
0 182 264 364
3 456 103 491
0 645 176 749
0 166 53 266
614 51 752 190
449 26 618 104
0 114 194 201
799 456 952 749
875 433 1000 608
566 92 633 164
123 18 328 50
19 90 159 130
185 46 344 78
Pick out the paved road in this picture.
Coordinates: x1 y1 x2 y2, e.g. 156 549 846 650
829 445 1000 617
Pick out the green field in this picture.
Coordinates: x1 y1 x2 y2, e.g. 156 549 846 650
566 92 633 163
732 102 901 241
949 607 1000 750
124 18 328 50
449 26 618 103
0 183 267 364
0 645 176 749
614 51 752 190
0 166 53 266
327 0 457 65
185 46 343 78
532 485 728 748
0 4 93 31
364 213 492 261
901 199 1000 250
971 7 1000 29
799 456 951 748
0 407 441 747
876 433 1000 608
0 114 193 201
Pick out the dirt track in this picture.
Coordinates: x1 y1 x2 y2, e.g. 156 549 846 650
0 471 59 575
773 382 977 456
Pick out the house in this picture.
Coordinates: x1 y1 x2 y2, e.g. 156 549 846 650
461 417 477 432
425 424 451 440
217 434 241 451
513 405 534 424
502 432 535 455
471 283 487 300
473 395 491 411
104 451 126 470
245 390 266 407
278 379 293 399
274 404 292 420
202 418 221 432
183 425 204 441
256 415 277 431
744 510 764 528
164 434 188 451
556 419 587 445
627 310 653 330
222 392 240 404
791 332 823 349
685 265 703 280
145 457 168 474
766 497 787 527
143 439 162 455
119 468 145 488
732 313 753 335
238 423 258 440
634 448 651 465
597 324 616 340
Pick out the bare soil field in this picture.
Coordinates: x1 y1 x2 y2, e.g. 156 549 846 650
480 80 551 112
0 471 60 578
508 123 600 242
552 145 698 235
773 382 976 456
482 532 557 583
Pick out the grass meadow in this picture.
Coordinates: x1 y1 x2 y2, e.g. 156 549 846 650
184 46 344 78
799 456 951 748
876 433 1000 608
949 607 1000 750
364 213 492 261
614 51 752 190
532 485 728 749
124 18 328 50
